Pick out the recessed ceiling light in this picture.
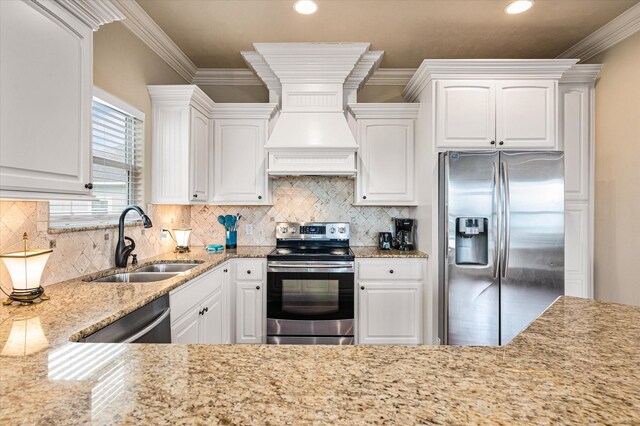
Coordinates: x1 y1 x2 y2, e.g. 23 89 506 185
294 0 318 15
505 0 534 14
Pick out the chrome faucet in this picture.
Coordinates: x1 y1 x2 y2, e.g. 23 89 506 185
115 205 153 267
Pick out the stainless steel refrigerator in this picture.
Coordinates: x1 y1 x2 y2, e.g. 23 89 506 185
439 151 564 346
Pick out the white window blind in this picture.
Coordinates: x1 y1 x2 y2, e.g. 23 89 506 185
49 92 144 228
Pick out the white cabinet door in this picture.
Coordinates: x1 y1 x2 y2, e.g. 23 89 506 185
496 80 556 149
189 107 210 203
358 281 422 345
0 0 92 196
213 119 267 204
435 81 496 150
235 282 264 344
357 119 416 205
171 309 200 344
560 85 590 201
565 203 591 298
199 284 224 344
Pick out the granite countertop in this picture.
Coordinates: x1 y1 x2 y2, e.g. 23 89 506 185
1 247 639 424
351 247 428 258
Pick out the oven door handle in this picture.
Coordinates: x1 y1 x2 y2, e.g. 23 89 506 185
268 262 354 273
268 262 353 268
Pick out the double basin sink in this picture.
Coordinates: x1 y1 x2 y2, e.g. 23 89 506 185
92 262 202 283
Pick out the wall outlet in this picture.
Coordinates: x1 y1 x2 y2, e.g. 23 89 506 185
160 229 170 240
245 224 253 235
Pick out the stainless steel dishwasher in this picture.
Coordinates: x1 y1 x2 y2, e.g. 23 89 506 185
81 295 171 343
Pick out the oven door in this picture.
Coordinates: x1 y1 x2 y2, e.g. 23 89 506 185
267 261 354 337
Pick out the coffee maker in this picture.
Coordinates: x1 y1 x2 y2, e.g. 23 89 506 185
393 218 416 251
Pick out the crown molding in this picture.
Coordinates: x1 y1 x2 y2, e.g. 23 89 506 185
366 68 417 86
403 59 578 102
250 42 371 84
211 103 279 119
55 0 124 30
112 0 196 82
344 51 384 90
559 64 603 84
192 67 415 87
147 85 215 114
348 103 420 119
192 69 262 86
557 3 640 62
240 52 282 90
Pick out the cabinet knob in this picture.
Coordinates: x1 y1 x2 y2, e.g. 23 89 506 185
389 269 394 274
247 270 251 274
256 285 260 290
85 183 93 189
204 307 208 313
490 141 495 145
499 141 504 146
199 309 204 316
363 195 367 200
258 195 262 200
193 194 198 198
360 286 365 290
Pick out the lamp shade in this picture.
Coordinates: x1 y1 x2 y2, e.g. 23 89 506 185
173 228 191 248
0 248 51 291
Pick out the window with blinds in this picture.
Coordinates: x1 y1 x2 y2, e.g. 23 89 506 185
49 92 144 228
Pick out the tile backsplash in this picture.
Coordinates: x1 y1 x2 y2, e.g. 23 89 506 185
190 177 410 247
0 201 189 287
0 177 409 288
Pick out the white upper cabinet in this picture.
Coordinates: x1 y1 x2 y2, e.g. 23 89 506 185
495 80 556 149
148 85 215 205
349 104 420 206
0 0 93 198
435 81 496 149
189 108 210 202
560 85 590 201
211 104 277 205
435 80 556 150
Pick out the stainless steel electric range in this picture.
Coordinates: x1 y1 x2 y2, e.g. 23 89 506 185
266 222 355 345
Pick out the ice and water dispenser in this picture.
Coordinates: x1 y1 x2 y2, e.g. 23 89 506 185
455 217 488 266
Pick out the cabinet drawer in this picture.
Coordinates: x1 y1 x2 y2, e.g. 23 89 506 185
235 259 264 281
357 259 424 281
170 269 217 321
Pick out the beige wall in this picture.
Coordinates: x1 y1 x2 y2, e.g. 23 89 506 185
93 22 188 203
587 31 640 306
198 85 268 103
357 85 406 103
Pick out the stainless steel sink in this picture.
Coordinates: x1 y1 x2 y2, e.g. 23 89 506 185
134 262 200 273
92 272 180 283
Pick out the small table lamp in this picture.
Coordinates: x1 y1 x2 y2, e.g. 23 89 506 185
1 233 52 305
164 228 192 253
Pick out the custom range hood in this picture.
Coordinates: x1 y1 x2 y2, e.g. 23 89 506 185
243 43 383 176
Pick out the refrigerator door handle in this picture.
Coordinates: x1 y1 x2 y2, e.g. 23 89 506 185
501 161 511 279
492 162 500 279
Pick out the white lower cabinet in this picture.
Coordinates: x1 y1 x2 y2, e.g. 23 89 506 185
233 259 266 344
169 263 228 344
356 259 426 345
235 282 264 344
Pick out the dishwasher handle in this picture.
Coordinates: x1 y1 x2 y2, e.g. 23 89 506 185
121 307 171 344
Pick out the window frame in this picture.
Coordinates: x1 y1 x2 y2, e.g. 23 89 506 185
48 87 145 229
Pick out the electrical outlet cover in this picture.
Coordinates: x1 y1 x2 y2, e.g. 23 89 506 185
246 224 253 235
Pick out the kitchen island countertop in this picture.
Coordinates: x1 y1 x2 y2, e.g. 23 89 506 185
1 248 639 424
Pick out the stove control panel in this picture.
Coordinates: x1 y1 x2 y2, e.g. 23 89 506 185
275 222 350 240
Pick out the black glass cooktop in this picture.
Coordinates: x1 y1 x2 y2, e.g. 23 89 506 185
267 246 354 262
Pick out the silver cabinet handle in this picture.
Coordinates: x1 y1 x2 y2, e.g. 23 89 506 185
122 307 171 343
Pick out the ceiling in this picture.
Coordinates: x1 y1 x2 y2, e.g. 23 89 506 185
137 0 639 69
